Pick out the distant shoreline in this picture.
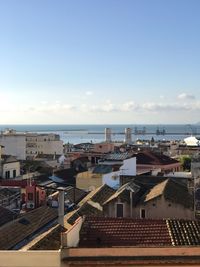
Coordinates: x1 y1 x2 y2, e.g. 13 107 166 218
0 124 199 144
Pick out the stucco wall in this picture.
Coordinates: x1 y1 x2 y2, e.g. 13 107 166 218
104 197 131 218
0 135 26 160
60 247 200 266
76 172 102 191
2 161 20 178
0 251 61 267
37 140 63 155
63 217 83 247
104 196 194 220
133 196 194 220
103 171 120 188
137 163 182 173
92 143 115 153
121 157 136 176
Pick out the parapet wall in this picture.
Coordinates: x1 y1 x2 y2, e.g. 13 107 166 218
0 251 61 267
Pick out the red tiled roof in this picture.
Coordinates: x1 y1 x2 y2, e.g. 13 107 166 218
79 217 172 247
167 220 200 246
134 151 179 165
79 217 200 248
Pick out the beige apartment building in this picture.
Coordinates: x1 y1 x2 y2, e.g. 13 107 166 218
0 129 63 160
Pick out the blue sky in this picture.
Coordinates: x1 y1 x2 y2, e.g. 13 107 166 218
0 0 200 124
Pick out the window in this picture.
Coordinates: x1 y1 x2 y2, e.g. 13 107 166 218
13 170 16 178
116 203 124 217
5 171 10 179
28 193 33 201
140 209 146 219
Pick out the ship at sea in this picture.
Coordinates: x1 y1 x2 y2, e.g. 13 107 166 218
0 124 199 145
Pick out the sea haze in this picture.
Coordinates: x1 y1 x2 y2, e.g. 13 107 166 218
0 124 199 145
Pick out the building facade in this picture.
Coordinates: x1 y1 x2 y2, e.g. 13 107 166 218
0 130 63 160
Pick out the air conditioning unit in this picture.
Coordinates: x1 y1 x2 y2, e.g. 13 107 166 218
26 202 35 209
112 174 119 180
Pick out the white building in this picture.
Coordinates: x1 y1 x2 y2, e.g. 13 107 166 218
184 136 200 146
102 157 136 188
0 131 26 160
26 133 63 159
0 129 63 160
0 146 20 179
76 153 136 191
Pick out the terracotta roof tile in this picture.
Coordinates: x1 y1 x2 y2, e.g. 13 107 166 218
167 220 200 246
79 217 171 247
0 206 57 250
135 151 179 165
79 217 200 248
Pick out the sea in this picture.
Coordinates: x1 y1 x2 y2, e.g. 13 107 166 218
0 124 200 145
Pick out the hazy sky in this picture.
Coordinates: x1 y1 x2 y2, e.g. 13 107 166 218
0 0 200 124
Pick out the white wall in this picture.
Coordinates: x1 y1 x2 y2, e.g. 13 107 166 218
64 217 84 247
103 157 136 188
184 136 200 146
120 157 136 176
103 171 120 188
3 161 20 178
0 135 26 160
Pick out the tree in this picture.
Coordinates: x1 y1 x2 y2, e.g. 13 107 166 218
180 156 191 171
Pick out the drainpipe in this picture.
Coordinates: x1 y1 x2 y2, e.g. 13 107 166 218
58 190 65 227
130 190 133 218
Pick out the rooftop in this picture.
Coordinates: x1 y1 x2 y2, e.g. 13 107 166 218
1 155 19 164
79 217 200 248
0 205 58 250
142 178 193 208
103 181 140 205
134 151 180 165
103 152 134 161
0 206 18 227
92 165 113 174
79 217 171 247
65 184 115 226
